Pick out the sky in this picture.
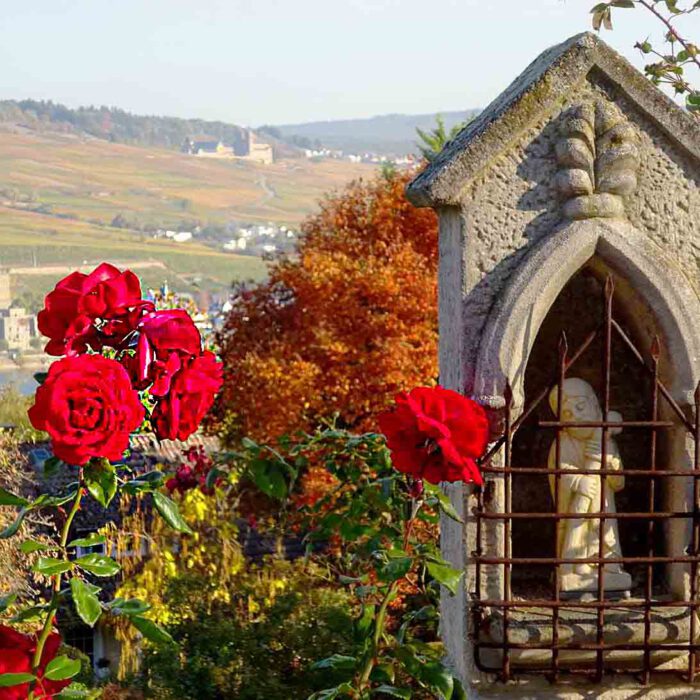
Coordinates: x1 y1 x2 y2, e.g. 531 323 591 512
0 0 697 126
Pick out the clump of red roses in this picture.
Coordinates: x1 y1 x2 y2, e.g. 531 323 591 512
166 446 219 495
378 386 489 485
30 263 223 465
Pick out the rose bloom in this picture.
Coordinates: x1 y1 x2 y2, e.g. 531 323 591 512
138 309 202 359
0 626 71 700
378 386 489 485
38 263 151 356
28 354 145 466
152 351 223 441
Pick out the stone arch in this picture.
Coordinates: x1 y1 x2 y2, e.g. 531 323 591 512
473 218 700 413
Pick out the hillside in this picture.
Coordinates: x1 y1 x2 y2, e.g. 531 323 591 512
0 99 301 157
0 127 377 305
273 110 480 155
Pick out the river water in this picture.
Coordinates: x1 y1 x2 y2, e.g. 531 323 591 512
0 369 42 395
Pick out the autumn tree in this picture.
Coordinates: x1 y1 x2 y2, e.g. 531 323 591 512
215 169 438 445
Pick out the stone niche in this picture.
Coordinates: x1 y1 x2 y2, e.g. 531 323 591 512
407 32 699 699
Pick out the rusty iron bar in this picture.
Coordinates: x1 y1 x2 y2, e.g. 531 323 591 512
612 318 694 433
478 641 700 652
551 332 567 681
539 420 674 428
481 465 700 477
594 275 613 683
690 383 700 682
643 337 660 684
502 382 513 682
473 427 485 665
475 657 700 678
476 598 697 609
474 554 700 565
474 511 697 520
477 328 599 468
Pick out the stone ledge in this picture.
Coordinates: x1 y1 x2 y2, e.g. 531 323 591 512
480 600 698 669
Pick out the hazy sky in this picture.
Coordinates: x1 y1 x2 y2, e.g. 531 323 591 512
1 0 697 125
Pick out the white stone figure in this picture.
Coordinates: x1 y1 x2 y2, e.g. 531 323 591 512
547 378 632 595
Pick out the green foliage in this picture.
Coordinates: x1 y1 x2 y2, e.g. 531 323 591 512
0 385 45 442
416 115 471 162
140 569 359 700
590 0 699 111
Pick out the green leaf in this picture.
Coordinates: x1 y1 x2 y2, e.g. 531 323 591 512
10 604 48 623
0 593 17 613
44 655 81 681
371 663 395 683
33 371 48 385
42 456 64 477
130 616 174 645
355 604 375 640
0 672 35 687
307 684 354 700
75 553 120 577
70 577 102 627
84 459 117 508
109 598 151 617
0 488 29 507
611 0 634 7
57 690 102 700
33 491 79 508
378 555 412 583
373 686 411 699
416 662 454 698
426 560 463 595
32 557 73 577
67 533 106 548
310 655 357 672
153 491 193 534
424 483 462 523
20 539 52 554
249 458 288 500
451 680 468 700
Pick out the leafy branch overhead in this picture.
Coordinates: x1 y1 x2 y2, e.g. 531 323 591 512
591 0 699 112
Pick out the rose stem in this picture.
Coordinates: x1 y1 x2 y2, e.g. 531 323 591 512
29 470 85 699
357 496 421 692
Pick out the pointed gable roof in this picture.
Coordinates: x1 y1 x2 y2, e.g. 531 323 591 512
407 32 699 208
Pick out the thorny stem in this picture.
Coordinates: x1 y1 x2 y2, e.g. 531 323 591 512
356 497 422 695
637 0 700 74
29 473 84 700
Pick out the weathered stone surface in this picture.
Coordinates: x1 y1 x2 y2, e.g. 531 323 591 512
408 30 700 700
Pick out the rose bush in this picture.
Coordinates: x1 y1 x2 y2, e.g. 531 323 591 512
378 386 489 485
0 263 223 699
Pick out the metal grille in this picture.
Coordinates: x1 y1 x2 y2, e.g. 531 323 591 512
472 275 700 684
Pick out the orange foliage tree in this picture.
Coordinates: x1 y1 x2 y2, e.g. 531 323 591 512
215 169 438 445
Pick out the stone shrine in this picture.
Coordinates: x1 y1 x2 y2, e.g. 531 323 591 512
408 32 699 698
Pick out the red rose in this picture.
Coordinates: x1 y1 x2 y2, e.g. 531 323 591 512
28 354 145 465
0 625 71 700
38 263 151 356
378 386 488 485
152 351 223 441
138 309 202 359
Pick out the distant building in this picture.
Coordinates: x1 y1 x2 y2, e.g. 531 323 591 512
0 308 36 351
181 130 273 165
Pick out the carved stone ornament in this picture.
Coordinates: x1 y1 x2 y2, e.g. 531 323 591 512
556 100 640 221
